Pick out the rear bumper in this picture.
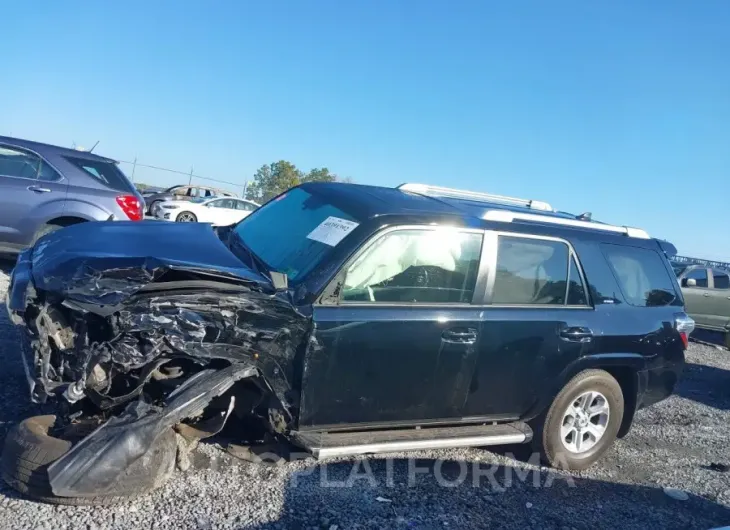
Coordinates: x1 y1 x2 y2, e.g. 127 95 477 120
639 355 685 408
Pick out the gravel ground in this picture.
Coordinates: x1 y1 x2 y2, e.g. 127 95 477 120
0 261 728 529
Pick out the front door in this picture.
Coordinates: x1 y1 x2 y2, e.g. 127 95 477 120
299 226 486 429
681 268 713 328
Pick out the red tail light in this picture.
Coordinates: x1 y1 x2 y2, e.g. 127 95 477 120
675 313 695 350
116 195 143 221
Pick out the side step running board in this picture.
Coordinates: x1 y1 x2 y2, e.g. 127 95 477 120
291 422 532 459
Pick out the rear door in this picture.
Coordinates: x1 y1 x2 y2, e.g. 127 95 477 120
681 268 713 327
462 232 596 418
301 226 486 428
707 269 730 330
0 144 67 249
233 199 257 222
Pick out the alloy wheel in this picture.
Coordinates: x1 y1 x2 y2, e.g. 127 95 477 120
559 391 610 454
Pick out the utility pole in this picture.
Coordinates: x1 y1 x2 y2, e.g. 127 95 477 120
130 157 137 182
188 166 194 186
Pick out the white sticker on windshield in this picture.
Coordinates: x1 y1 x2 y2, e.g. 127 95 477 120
306 216 359 247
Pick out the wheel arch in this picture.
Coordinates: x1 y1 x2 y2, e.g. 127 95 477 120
527 353 646 437
44 215 92 227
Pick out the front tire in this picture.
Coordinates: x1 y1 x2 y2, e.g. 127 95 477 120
176 211 197 222
534 369 624 471
1 415 177 505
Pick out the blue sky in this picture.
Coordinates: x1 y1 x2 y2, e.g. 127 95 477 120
2 1 729 260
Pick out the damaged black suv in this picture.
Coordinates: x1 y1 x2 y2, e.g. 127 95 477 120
3 182 692 504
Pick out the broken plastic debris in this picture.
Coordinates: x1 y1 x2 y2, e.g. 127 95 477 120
663 487 689 501
375 496 393 503
525 502 533 508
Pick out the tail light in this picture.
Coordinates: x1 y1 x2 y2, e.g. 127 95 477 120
116 195 143 221
675 313 695 349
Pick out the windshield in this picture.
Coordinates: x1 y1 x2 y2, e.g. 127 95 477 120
233 187 360 281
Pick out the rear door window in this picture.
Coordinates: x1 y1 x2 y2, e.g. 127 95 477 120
602 244 679 306
491 236 588 306
712 269 730 289
64 156 134 192
210 198 234 209
234 200 256 211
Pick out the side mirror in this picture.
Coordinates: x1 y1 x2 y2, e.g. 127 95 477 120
685 278 697 287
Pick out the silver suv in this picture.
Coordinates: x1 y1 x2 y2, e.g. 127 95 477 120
0 136 143 253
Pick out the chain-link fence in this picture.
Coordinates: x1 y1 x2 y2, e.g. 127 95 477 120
118 159 249 197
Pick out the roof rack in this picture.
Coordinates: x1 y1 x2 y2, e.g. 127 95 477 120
397 183 554 212
483 210 651 239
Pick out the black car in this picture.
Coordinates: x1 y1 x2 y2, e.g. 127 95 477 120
3 182 692 504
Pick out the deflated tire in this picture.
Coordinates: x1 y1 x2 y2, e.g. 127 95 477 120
2 415 177 505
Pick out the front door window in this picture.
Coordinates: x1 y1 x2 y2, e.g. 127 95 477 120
342 228 483 303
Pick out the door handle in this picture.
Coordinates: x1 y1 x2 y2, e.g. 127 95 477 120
28 185 51 193
559 326 593 343
442 328 478 344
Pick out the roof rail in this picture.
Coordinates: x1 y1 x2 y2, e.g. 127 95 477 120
397 183 554 212
483 210 651 239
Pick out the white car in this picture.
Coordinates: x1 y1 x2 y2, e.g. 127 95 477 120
152 197 259 225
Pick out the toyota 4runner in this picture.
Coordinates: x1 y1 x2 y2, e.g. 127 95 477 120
3 182 692 504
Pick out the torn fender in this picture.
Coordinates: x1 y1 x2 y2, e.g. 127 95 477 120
48 363 258 497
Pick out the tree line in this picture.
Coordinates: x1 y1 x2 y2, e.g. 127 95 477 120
244 161 352 204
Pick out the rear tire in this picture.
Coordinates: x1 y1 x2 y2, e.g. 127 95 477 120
2 415 177 506
176 211 198 222
533 369 624 471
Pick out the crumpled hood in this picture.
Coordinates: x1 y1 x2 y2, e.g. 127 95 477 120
29 221 271 306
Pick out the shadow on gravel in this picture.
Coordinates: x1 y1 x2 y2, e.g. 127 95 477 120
248 457 730 530
675 362 730 411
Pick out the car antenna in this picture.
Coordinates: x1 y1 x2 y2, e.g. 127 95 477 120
88 140 100 153
577 212 592 221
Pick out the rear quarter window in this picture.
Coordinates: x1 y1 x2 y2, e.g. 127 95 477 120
601 244 679 307
64 156 134 193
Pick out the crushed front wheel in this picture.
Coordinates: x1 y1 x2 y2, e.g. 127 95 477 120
1 415 177 506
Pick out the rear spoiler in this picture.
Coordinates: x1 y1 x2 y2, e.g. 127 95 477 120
655 239 678 258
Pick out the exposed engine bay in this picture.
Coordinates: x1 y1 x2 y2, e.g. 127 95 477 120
6 230 310 497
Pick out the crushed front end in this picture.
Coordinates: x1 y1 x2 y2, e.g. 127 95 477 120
5 222 310 498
